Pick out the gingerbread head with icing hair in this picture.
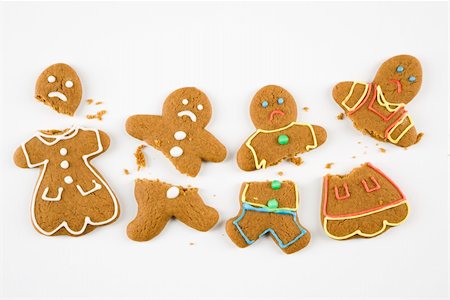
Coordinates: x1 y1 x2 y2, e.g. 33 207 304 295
250 85 298 130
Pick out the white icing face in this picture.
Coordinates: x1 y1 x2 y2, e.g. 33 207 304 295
177 110 197 122
197 104 203 111
182 99 189 105
47 75 56 83
169 146 183 157
174 131 186 140
65 80 73 88
166 186 180 199
48 91 68 102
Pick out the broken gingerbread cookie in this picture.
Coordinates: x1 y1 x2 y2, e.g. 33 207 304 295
126 87 227 177
127 179 219 241
332 54 422 147
226 180 310 254
321 162 408 240
13 126 120 236
35 63 82 116
237 85 327 171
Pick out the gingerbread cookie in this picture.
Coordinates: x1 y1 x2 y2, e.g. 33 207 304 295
237 85 327 171
126 87 227 177
35 63 82 116
127 179 219 241
226 180 310 254
332 55 422 147
321 163 408 240
13 126 120 236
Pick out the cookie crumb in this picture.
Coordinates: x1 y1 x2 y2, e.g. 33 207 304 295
379 148 386 153
124 169 130 175
86 99 94 105
352 156 356 159
337 113 345 120
416 132 424 143
376 143 379 146
288 157 303 166
363 151 367 154
358 141 362 144
134 145 147 171
86 110 107 121
189 242 195 246
325 162 334 169
277 171 284 176
302 107 309 112
95 101 103 105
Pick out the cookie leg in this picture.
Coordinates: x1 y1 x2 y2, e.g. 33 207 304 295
270 213 310 254
127 209 171 242
174 193 219 231
226 210 269 248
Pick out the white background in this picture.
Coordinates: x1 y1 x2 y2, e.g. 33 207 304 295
0 2 448 299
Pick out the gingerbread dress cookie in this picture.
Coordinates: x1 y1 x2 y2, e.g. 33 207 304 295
237 85 327 171
226 180 310 254
14 126 120 236
321 163 408 240
332 55 422 147
126 87 227 177
127 179 219 241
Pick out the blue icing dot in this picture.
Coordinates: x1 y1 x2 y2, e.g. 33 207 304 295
262 101 268 108
396 66 404 73
277 98 284 104
408 76 416 83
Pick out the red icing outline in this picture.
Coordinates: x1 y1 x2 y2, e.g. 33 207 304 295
334 183 350 200
384 110 409 139
361 176 381 192
368 84 404 121
389 79 402 94
322 163 406 219
269 109 285 121
348 82 374 116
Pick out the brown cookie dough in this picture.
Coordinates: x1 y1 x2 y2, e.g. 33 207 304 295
226 180 310 254
127 179 219 241
35 63 82 116
126 87 227 177
13 126 120 236
332 55 423 147
237 85 327 171
321 163 408 240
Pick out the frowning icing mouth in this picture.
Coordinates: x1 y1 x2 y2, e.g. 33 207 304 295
48 91 68 102
269 109 285 121
177 110 197 122
389 79 402 94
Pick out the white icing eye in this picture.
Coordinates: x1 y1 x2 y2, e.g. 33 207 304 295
182 99 189 105
47 75 56 83
197 104 203 111
65 80 73 88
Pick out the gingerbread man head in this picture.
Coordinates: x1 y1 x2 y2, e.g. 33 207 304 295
249 85 298 130
373 54 422 105
35 63 82 116
162 87 212 128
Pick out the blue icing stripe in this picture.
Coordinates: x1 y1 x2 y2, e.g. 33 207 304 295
233 203 307 249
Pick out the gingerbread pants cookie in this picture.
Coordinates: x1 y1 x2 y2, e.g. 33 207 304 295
127 179 219 241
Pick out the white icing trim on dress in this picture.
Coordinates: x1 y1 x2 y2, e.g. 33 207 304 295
76 180 102 196
48 91 68 102
22 125 119 236
177 110 197 122
42 187 63 201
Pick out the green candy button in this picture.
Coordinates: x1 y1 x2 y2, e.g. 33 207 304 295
278 134 289 145
267 199 279 209
271 180 281 190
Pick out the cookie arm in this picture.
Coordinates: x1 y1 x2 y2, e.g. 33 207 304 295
332 81 368 112
13 146 29 168
311 125 327 148
125 115 161 141
98 130 111 152
236 143 256 171
197 130 227 162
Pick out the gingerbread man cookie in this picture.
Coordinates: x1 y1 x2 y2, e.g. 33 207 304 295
35 63 82 116
332 55 423 147
13 126 120 236
226 180 310 254
321 163 409 240
237 85 327 171
127 179 219 241
126 87 227 177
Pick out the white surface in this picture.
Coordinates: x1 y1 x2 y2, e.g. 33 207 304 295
0 2 448 299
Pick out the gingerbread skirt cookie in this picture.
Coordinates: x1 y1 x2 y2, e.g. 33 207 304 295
321 163 408 240
127 179 219 241
226 180 310 254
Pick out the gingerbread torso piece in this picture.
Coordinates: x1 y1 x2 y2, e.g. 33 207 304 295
332 55 422 147
13 126 120 236
126 87 226 177
321 163 409 240
127 179 219 242
226 180 310 254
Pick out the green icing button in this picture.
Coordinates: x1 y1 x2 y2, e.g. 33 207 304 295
278 134 289 145
271 180 281 190
267 199 279 209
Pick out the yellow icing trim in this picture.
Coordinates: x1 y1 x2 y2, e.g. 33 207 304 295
387 114 414 144
245 122 318 170
323 201 409 240
241 182 298 211
341 82 369 111
376 85 404 112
